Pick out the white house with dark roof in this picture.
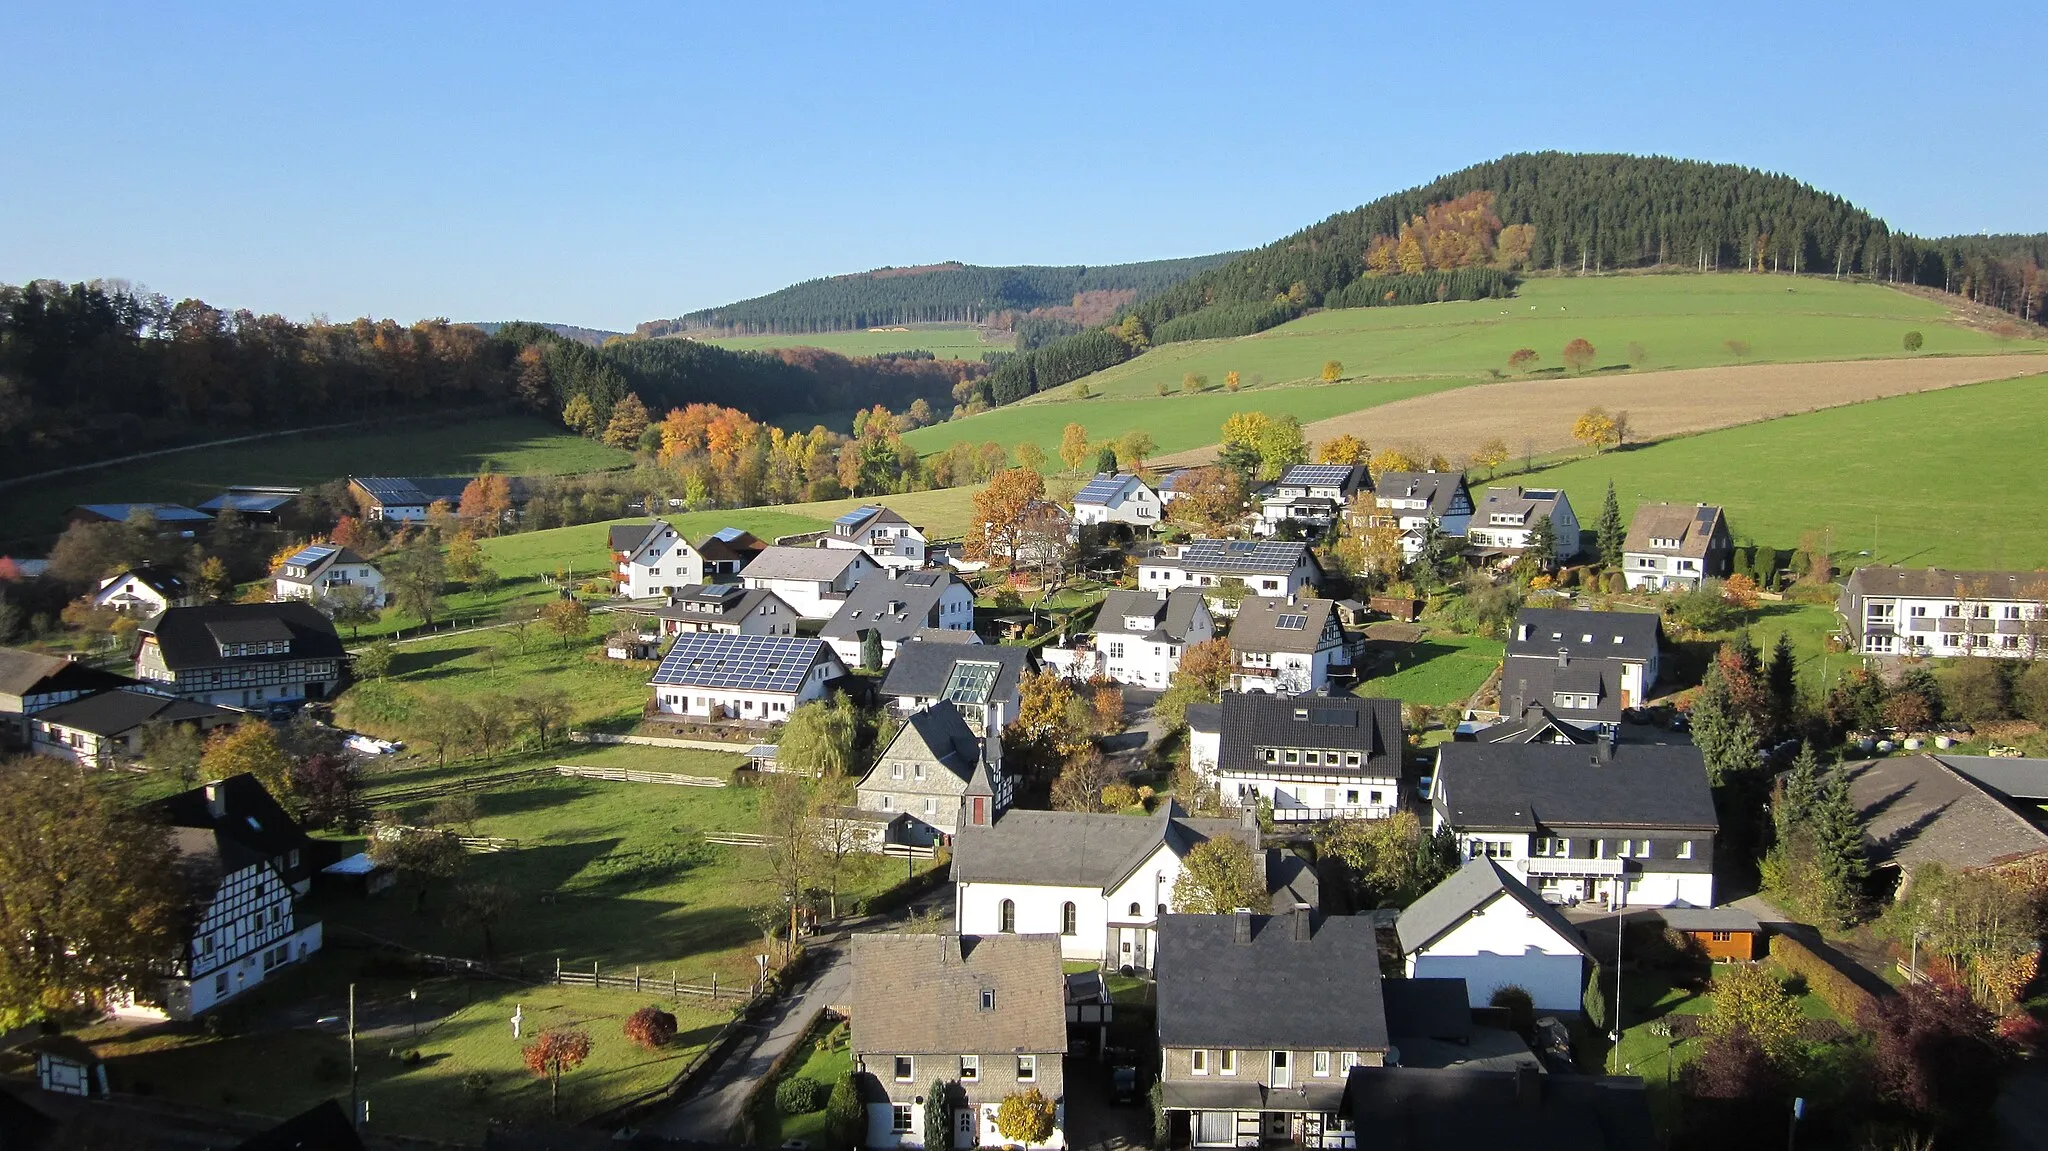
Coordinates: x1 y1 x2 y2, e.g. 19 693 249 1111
1360 471 1474 560
32 688 240 767
650 583 797 637
741 545 878 620
1465 486 1580 564
346 476 522 523
1499 608 1662 732
880 643 1039 721
134 604 348 708
1396 857 1595 1012
1072 473 1162 531
610 520 703 599
94 566 196 616
1094 588 1214 688
1431 741 1718 908
1839 565 2048 660
1210 692 1406 823
271 544 384 607
1622 502 1731 591
0 647 137 749
1253 464 1370 537
1226 595 1348 695
1138 539 1321 602
855 701 1011 844
822 505 928 570
821 569 976 668
647 632 847 721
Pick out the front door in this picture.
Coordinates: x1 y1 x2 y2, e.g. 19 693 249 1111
1270 1050 1291 1088
1262 1112 1288 1141
954 1108 973 1148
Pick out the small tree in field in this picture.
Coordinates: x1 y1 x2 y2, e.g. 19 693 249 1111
1571 407 1617 453
624 1005 677 1050
1320 360 1343 382
540 597 590 650
995 1087 1056 1146
522 1028 592 1116
1902 330 1924 352
1561 338 1596 372
1506 347 1538 371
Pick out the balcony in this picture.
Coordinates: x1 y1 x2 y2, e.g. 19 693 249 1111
1521 857 1625 877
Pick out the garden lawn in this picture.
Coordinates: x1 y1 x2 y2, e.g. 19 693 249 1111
1517 372 2048 569
754 1019 853 1148
693 324 1009 361
1354 633 1505 707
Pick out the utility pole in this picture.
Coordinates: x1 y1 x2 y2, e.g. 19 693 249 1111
348 983 360 1129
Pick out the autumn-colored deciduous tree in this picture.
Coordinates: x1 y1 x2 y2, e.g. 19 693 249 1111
1865 981 2006 1129
200 721 297 800
1320 360 1343 382
1115 430 1156 473
539 597 591 650
1090 684 1124 736
523 1028 594 1115
1468 437 1510 476
1058 423 1089 470
1570 407 1618 452
1172 836 1265 913
1701 965 1804 1064
624 1005 678 1050
458 472 513 535
1495 223 1536 270
1506 347 1538 371
1050 752 1118 814
1721 572 1761 609
1007 671 1094 778
1181 372 1206 395
1224 370 1241 392
561 393 596 433
1156 637 1232 732
1368 446 1421 478
602 393 652 450
995 1088 1057 1146
1167 466 1246 536
966 467 1047 564
1316 434 1370 466
1561 338 1597 372
1015 442 1047 472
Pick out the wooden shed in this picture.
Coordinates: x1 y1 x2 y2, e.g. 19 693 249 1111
1652 906 1765 962
24 1036 104 1097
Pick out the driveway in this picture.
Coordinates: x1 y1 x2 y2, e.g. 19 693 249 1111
1102 688 1165 759
1063 1056 1151 1151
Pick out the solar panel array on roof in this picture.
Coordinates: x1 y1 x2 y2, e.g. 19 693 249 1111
352 477 431 505
1275 614 1308 631
712 526 748 542
834 505 883 527
649 633 825 693
1281 464 1356 487
1695 506 1718 528
1075 476 1128 504
1309 707 1357 726
942 661 1002 705
284 544 340 569
1181 539 1305 573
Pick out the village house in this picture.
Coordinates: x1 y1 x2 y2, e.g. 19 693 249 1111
822 569 977 668
271 544 385 607
1358 471 1474 560
0 647 136 749
1650 906 1764 962
1071 473 1162 532
880 643 1039 720
93 566 195 616
1396 857 1596 1012
140 774 323 1020
346 476 524 523
31 688 240 767
1431 741 1719 908
1138 539 1322 602
953 804 1314 971
1092 588 1213 688
822 504 929 570
697 526 767 578
1186 703 1221 779
195 485 300 525
1498 608 1663 733
1838 565 2048 660
650 582 798 637
610 520 703 599
740 544 879 620
850 932 1068 1150
134 603 348 709
1462 704 1602 746
1156 908 1386 1151
1253 463 1370 537
1208 692 1406 823
647 632 847 721
1155 468 1198 507
1464 486 1581 564
855 701 1010 845
1226 595 1349 695
1621 502 1731 591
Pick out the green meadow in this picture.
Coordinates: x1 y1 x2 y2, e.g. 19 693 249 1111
687 323 1009 361
1515 372 2048 569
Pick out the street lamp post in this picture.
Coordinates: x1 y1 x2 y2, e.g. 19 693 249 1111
408 987 419 1042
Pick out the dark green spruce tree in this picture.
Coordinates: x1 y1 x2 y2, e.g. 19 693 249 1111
1597 481 1626 570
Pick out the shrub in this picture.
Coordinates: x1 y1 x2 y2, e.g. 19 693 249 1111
1489 985 1535 1036
462 1071 492 1102
825 1072 864 1149
1769 932 1879 1022
777 1075 827 1115
1101 782 1141 809
624 1005 678 1050
1583 964 1612 1032
1902 330 1924 352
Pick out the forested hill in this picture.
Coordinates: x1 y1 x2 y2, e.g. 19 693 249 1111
976 152 2047 407
467 321 624 347
637 253 1239 337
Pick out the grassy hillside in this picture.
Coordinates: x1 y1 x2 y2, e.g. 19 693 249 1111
480 508 833 580
1516 372 2048 569
1 414 633 548
688 323 1009 361
905 275 2029 466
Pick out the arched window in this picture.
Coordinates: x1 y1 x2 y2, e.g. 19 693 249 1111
1128 901 1142 917
1062 902 1077 936
1000 899 1016 933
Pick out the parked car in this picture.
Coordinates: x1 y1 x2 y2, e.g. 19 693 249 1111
1111 1065 1138 1105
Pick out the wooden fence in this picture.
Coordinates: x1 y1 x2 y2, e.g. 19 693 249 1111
554 764 725 787
364 766 556 805
552 957 738 1001
705 831 776 848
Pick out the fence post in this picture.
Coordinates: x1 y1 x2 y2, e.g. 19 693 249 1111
555 956 561 985
711 972 718 1001
672 969 678 1000
635 965 641 992
594 960 600 988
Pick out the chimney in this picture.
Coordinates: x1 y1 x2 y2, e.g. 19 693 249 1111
1514 1063 1541 1106
1556 648 1569 669
1599 739 1616 764
888 567 900 581
1517 623 1530 642
1233 909 1254 944
203 782 226 819
1291 903 1313 942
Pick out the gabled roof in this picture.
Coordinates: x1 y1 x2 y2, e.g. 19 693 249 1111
1342 1066 1654 1151
149 772 312 894
1096 588 1208 644
1228 596 1339 655
1276 463 1367 490
139 603 345 670
952 804 1245 890
833 504 911 533
1840 753 2048 873
1167 538 1316 576
1623 502 1725 558
697 527 766 564
1217 692 1404 779
1157 467 1197 493
850 933 1066 1056
869 701 984 784
273 544 372 581
1396 857 1595 957
741 545 868 582
819 570 965 644
1075 473 1153 507
1500 657 1624 725
1842 565 2048 601
74 502 212 524
0 647 135 698
232 1099 365 1151
103 565 189 598
1474 705 1601 745
910 627 982 645
1156 910 1387 1050
881 643 1038 703
197 488 300 516
648 633 839 693
1433 743 1718 832
609 520 668 555
1936 754 2048 804
655 584 791 626
1371 470 1471 517
32 688 236 737
1506 608 1661 661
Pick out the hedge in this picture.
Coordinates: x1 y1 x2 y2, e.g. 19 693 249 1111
776 1075 826 1115
1769 931 1883 1022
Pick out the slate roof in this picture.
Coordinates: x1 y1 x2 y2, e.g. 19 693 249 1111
105 565 189 598
1229 596 1339 655
1097 588 1207 643
880 643 1038 705
32 689 237 737
654 584 789 627
608 521 665 554
1936 754 2048 803
1840 753 2048 873
1171 538 1315 576
1371 471 1470 517
1184 702 1221 735
952 804 1245 890
1156 910 1388 1050
1506 608 1661 661
1381 978 1475 1044
649 633 838 694
75 502 212 524
1342 1066 1654 1151
820 570 965 644
1432 743 1718 832
1841 565 2048 601
1651 907 1762 934
870 701 986 786
1216 692 1405 780
1474 486 1569 525
150 773 313 896
1396 858 1593 957
697 528 765 565
910 627 982 645
741 545 867 582
1622 502 1725 558
139 603 345 670
850 933 1066 1056
232 1099 365 1151
1500 657 1625 726
1472 705 1601 745
0 647 134 699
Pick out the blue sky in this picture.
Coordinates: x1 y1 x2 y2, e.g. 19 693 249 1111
3 2 2040 330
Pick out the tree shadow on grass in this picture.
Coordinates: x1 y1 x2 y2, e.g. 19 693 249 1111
390 645 482 676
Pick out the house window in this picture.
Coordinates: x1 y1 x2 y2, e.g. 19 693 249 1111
999 900 1015 933
1313 1051 1331 1077
981 989 996 1012
1637 840 1652 857
1192 1049 1208 1075
892 1105 914 1133
1711 930 1733 942
1129 901 1142 917
961 1055 979 1081
1017 1055 1036 1082
891 763 903 779
894 1056 914 1082
1219 1049 1236 1076
215 973 228 996
1345 752 1360 767
1677 841 1693 859
1340 1052 1358 1073
881 796 893 811
924 798 937 816
1062 902 1077 936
